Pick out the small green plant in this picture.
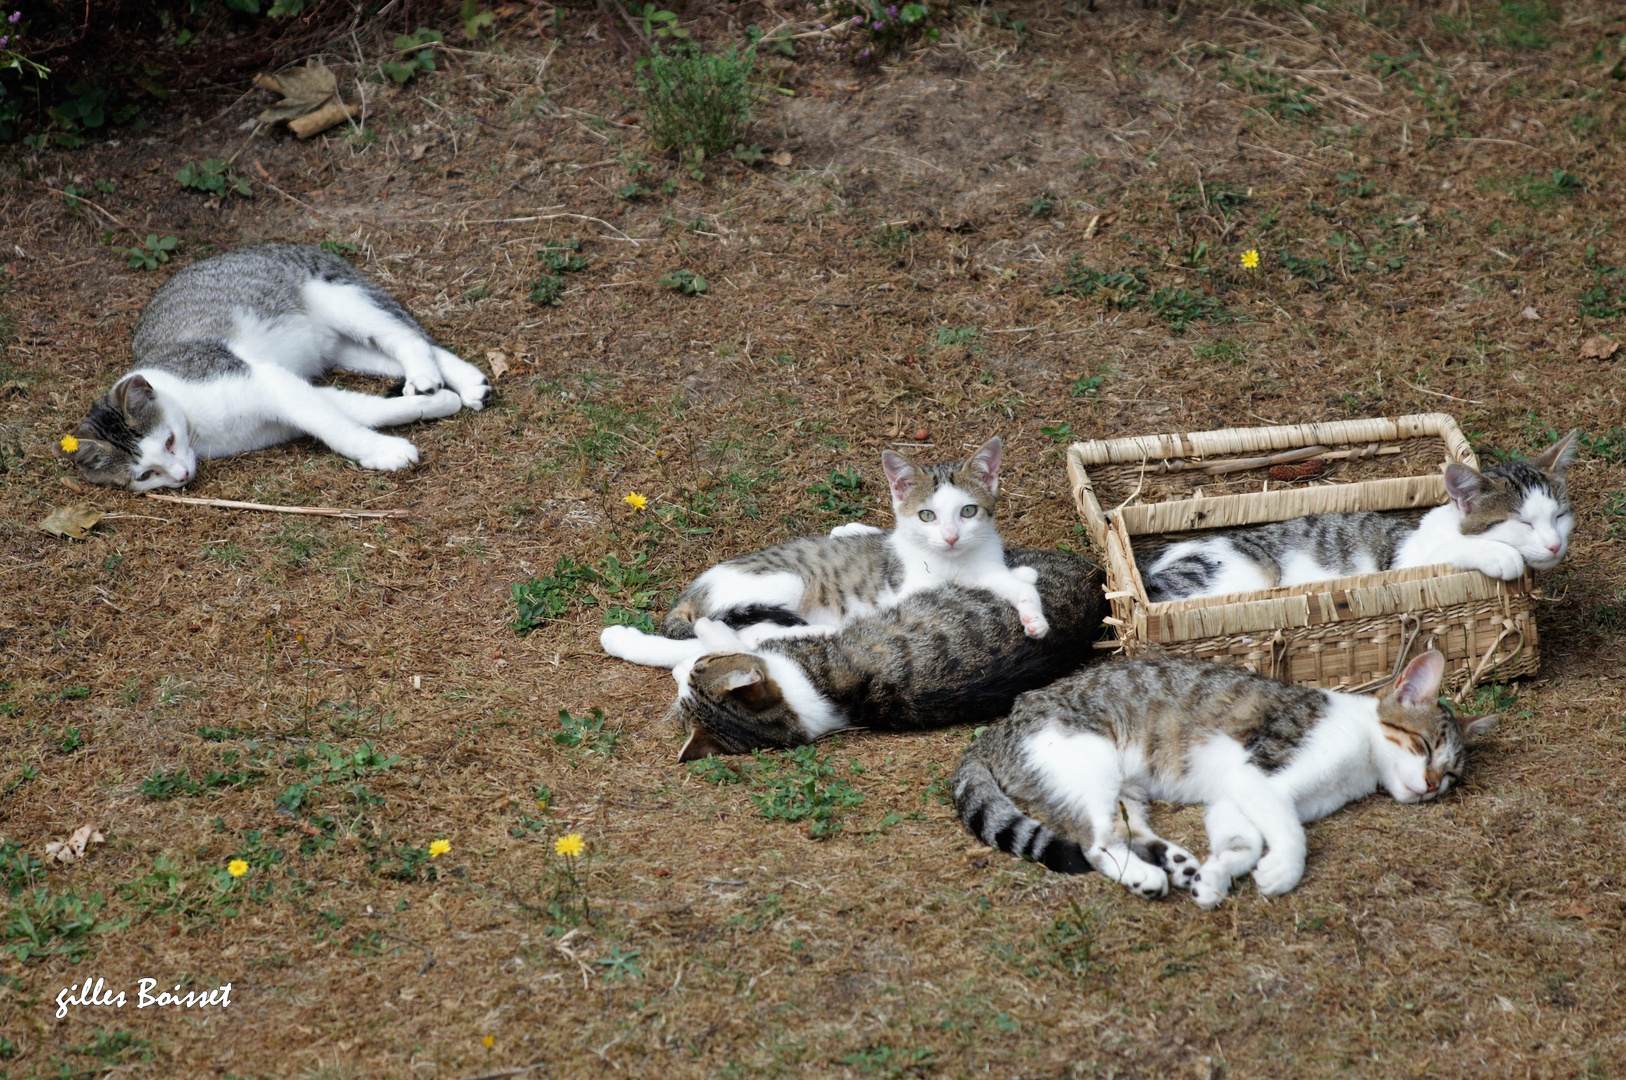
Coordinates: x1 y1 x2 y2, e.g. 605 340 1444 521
203 540 250 567
697 745 867 838
1194 338 1247 364
595 946 644 982
1579 248 1626 319
374 841 441 882
1041 901 1102 978
553 708 619 756
840 1046 937 1076
809 466 866 517
659 268 708 294
1046 261 1149 306
460 0 495 39
120 857 245 925
1336 171 1377 199
382 28 443 83
530 238 587 306
630 3 689 38
1026 192 1054 218
1512 168 1582 207
4 887 124 963
56 726 83 754
1 838 43 897
319 239 358 256
47 79 140 147
934 326 980 348
511 556 601 634
117 234 178 270
1218 57 1320 122
637 42 756 160
175 159 251 198
1069 370 1107 396
1277 249 1333 284
1040 423 1075 442
1150 286 1233 332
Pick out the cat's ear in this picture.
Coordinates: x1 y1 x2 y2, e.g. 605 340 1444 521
964 436 1003 495
112 375 156 417
1391 650 1445 706
677 726 730 763
705 663 782 710
1443 462 1492 513
1458 712 1499 744
1528 429 1579 475
881 450 922 501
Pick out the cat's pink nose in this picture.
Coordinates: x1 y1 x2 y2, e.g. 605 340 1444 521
1546 541 1561 553
943 534 958 547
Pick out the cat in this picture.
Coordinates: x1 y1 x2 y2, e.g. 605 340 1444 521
1139 431 1578 602
600 437 1049 669
664 548 1105 760
953 650 1495 908
59 243 490 489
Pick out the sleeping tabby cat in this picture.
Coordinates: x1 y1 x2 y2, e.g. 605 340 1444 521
60 244 489 488
954 650 1494 908
601 437 1047 669
667 549 1104 760
1140 431 1578 601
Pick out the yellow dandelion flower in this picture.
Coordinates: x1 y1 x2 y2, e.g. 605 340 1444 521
623 491 649 511
482 1036 495 1049
227 859 249 878
429 838 451 858
60 435 80 453
1240 249 1261 269
554 833 586 858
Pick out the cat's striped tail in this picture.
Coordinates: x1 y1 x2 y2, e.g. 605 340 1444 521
951 756 1091 875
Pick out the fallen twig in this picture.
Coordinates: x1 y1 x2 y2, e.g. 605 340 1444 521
145 493 408 519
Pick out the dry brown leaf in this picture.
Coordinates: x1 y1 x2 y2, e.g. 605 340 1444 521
1580 334 1620 360
1520 305 1542 321
485 350 511 380
45 823 105 865
39 502 105 540
254 59 358 139
770 150 793 167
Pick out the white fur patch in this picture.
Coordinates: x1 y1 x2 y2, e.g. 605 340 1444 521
757 651 845 738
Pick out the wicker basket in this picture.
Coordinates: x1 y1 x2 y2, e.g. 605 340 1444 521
1067 413 1540 694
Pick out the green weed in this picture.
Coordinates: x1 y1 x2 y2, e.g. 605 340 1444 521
1277 248 1333 284
511 556 600 634
382 28 443 83
1194 338 1247 364
203 541 250 567
1046 261 1149 306
116 234 178 270
659 268 708 294
1150 286 1233 331
934 326 980 348
693 745 866 838
4 887 124 962
1 838 43 897
120 857 246 924
595 946 644 982
808 466 867 517
175 159 251 198
840 1045 937 1077
553 708 619 756
1218 56 1320 121
530 238 587 306
637 42 756 160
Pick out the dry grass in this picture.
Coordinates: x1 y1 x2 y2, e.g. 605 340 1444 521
3 1 1626 1076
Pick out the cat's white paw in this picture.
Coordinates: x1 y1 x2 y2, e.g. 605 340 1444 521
599 624 647 660
1011 566 1039 585
417 388 464 420
1156 841 1202 891
1251 850 1305 897
402 373 446 397
353 436 420 471
1190 864 1230 910
456 379 491 412
1458 543 1525 581
1094 846 1168 899
432 348 492 411
1020 611 1050 638
829 521 883 538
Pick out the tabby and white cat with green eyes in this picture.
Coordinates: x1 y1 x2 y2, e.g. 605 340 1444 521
600 437 1048 669
1140 431 1579 602
955 650 1496 908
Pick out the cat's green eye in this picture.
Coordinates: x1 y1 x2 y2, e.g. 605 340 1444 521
960 505 978 519
919 509 937 522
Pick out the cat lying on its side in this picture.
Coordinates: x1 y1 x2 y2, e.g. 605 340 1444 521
601 437 1049 669
60 244 489 489
955 650 1495 908
663 549 1104 760
1139 431 1578 601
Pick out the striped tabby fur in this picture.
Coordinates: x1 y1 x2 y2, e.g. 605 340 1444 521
954 651 1495 908
1140 431 1579 601
669 548 1104 759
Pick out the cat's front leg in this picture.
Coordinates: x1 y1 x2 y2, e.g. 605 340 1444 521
1191 801 1263 910
431 346 492 411
1236 792 1307 897
258 368 422 471
1121 797 1200 891
1451 538 1526 581
982 568 1049 638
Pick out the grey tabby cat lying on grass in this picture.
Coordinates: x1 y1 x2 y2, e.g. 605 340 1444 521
60 244 489 489
955 650 1495 908
1141 431 1578 601
666 549 1104 760
601 437 1048 669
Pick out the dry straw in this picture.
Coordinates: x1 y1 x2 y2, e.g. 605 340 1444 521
1068 413 1539 696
